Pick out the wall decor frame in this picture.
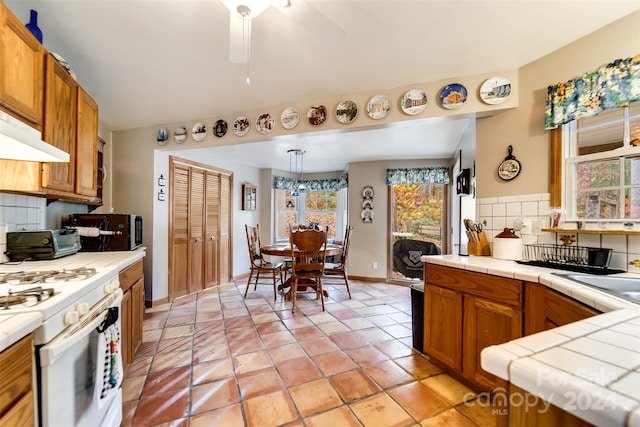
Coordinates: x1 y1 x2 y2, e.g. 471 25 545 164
242 183 257 211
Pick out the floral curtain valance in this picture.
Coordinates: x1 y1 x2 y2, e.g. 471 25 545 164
545 54 640 129
385 167 450 185
273 174 348 192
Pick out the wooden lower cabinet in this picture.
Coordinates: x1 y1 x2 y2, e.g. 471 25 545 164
423 285 462 370
0 335 34 427
120 260 144 368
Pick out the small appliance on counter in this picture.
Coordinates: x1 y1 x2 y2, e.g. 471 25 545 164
64 213 143 251
6 229 81 260
63 214 142 252
492 227 522 260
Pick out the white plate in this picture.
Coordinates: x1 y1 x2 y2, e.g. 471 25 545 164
367 95 390 120
256 113 275 134
233 116 250 137
50 52 77 81
335 100 358 124
281 107 299 130
191 122 207 142
174 125 187 144
400 89 428 115
480 77 512 105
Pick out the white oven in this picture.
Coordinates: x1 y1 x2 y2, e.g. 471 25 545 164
37 288 123 427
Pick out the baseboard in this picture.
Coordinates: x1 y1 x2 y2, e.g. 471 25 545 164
145 296 169 308
347 275 388 282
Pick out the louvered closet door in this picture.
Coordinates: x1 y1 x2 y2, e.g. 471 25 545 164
205 171 220 287
170 164 189 298
189 168 205 294
218 174 231 283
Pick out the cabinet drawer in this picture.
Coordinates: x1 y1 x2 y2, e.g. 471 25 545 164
0 335 32 417
0 390 33 427
426 264 523 308
119 259 143 293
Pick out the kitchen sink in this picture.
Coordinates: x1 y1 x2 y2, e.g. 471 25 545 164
554 273 640 304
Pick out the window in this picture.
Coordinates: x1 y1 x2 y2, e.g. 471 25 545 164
275 189 344 241
564 101 640 220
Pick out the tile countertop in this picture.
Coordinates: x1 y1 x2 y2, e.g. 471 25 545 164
0 248 146 352
421 254 640 427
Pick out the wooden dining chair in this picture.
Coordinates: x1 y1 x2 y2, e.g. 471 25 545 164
288 225 328 312
324 224 353 299
244 224 284 301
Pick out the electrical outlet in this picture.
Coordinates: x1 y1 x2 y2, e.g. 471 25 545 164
372 262 378 269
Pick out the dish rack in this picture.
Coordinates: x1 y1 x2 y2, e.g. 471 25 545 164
519 244 617 274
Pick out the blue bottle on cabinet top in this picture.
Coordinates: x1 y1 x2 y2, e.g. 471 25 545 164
25 9 43 43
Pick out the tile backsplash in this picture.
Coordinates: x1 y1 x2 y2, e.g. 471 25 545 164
476 193 640 273
0 192 46 262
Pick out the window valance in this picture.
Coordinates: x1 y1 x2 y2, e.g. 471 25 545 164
386 167 450 185
545 54 640 129
273 174 348 192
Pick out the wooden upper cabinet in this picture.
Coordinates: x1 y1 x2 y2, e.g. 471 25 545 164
42 53 77 193
0 2 44 126
75 87 98 198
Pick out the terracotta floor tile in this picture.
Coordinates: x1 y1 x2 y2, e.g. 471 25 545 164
456 396 498 427
356 328 395 343
237 367 284 399
190 377 240 415
233 350 274 375
394 354 443 379
193 319 224 335
342 317 377 330
312 351 358 376
268 342 307 364
192 342 230 363
318 321 352 335
421 374 477 405
141 365 191 397
420 408 477 427
282 316 314 329
366 314 399 327
304 406 361 427
257 320 289 335
152 417 189 427
156 336 194 353
192 330 227 347
189 403 244 427
142 328 162 342
260 330 297 347
329 331 369 350
132 388 189 426
195 311 223 323
150 349 192 372
328 308 359 320
289 325 324 341
161 325 194 340
243 390 298 426
349 392 413 427
229 335 265 355
224 315 253 329
122 375 145 402
252 311 281 324
164 314 195 327
373 339 414 359
192 358 235 385
277 357 322 387
330 369 381 402
300 336 340 356
381 323 413 338
226 325 258 341
289 378 343 417
121 400 137 427
387 380 452 420
125 354 153 377
346 345 389 366
364 359 415 389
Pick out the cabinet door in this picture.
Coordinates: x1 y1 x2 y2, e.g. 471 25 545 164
75 87 98 198
189 168 205 294
0 3 44 125
42 53 77 193
205 171 220 288
131 278 144 360
170 164 189 298
218 174 231 283
121 288 132 368
463 295 522 391
423 285 462 370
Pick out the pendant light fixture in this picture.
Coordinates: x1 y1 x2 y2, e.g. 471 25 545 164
287 148 306 197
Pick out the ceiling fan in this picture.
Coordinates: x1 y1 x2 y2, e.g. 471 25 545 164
220 0 343 64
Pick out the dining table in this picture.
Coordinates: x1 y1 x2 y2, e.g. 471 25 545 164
260 243 343 300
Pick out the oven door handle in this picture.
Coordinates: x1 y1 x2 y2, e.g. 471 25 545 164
40 288 123 367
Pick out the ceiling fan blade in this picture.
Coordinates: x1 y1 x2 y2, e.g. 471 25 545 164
275 0 345 42
228 12 250 63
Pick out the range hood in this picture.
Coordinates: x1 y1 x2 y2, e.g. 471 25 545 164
0 110 69 162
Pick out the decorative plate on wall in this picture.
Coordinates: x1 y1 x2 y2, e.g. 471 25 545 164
256 113 275 134
281 107 300 130
51 52 77 81
400 89 428 115
233 116 250 137
157 128 169 145
439 84 467 110
480 76 512 105
307 105 327 126
335 100 358 124
174 125 187 144
191 122 207 142
367 95 391 119
213 119 228 138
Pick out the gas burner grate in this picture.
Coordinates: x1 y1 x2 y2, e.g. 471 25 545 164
2 286 56 309
0 268 97 285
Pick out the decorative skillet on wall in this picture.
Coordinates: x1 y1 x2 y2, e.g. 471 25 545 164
497 145 521 181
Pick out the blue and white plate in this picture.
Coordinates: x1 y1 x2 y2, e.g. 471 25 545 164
439 84 467 110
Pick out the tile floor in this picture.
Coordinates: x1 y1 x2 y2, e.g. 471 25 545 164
120 279 497 427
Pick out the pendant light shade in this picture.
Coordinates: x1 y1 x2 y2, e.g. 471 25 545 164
287 148 306 197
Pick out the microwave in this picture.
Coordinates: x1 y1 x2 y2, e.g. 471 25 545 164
66 213 143 251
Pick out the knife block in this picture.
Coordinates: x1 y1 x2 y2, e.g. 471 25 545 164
468 231 491 256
